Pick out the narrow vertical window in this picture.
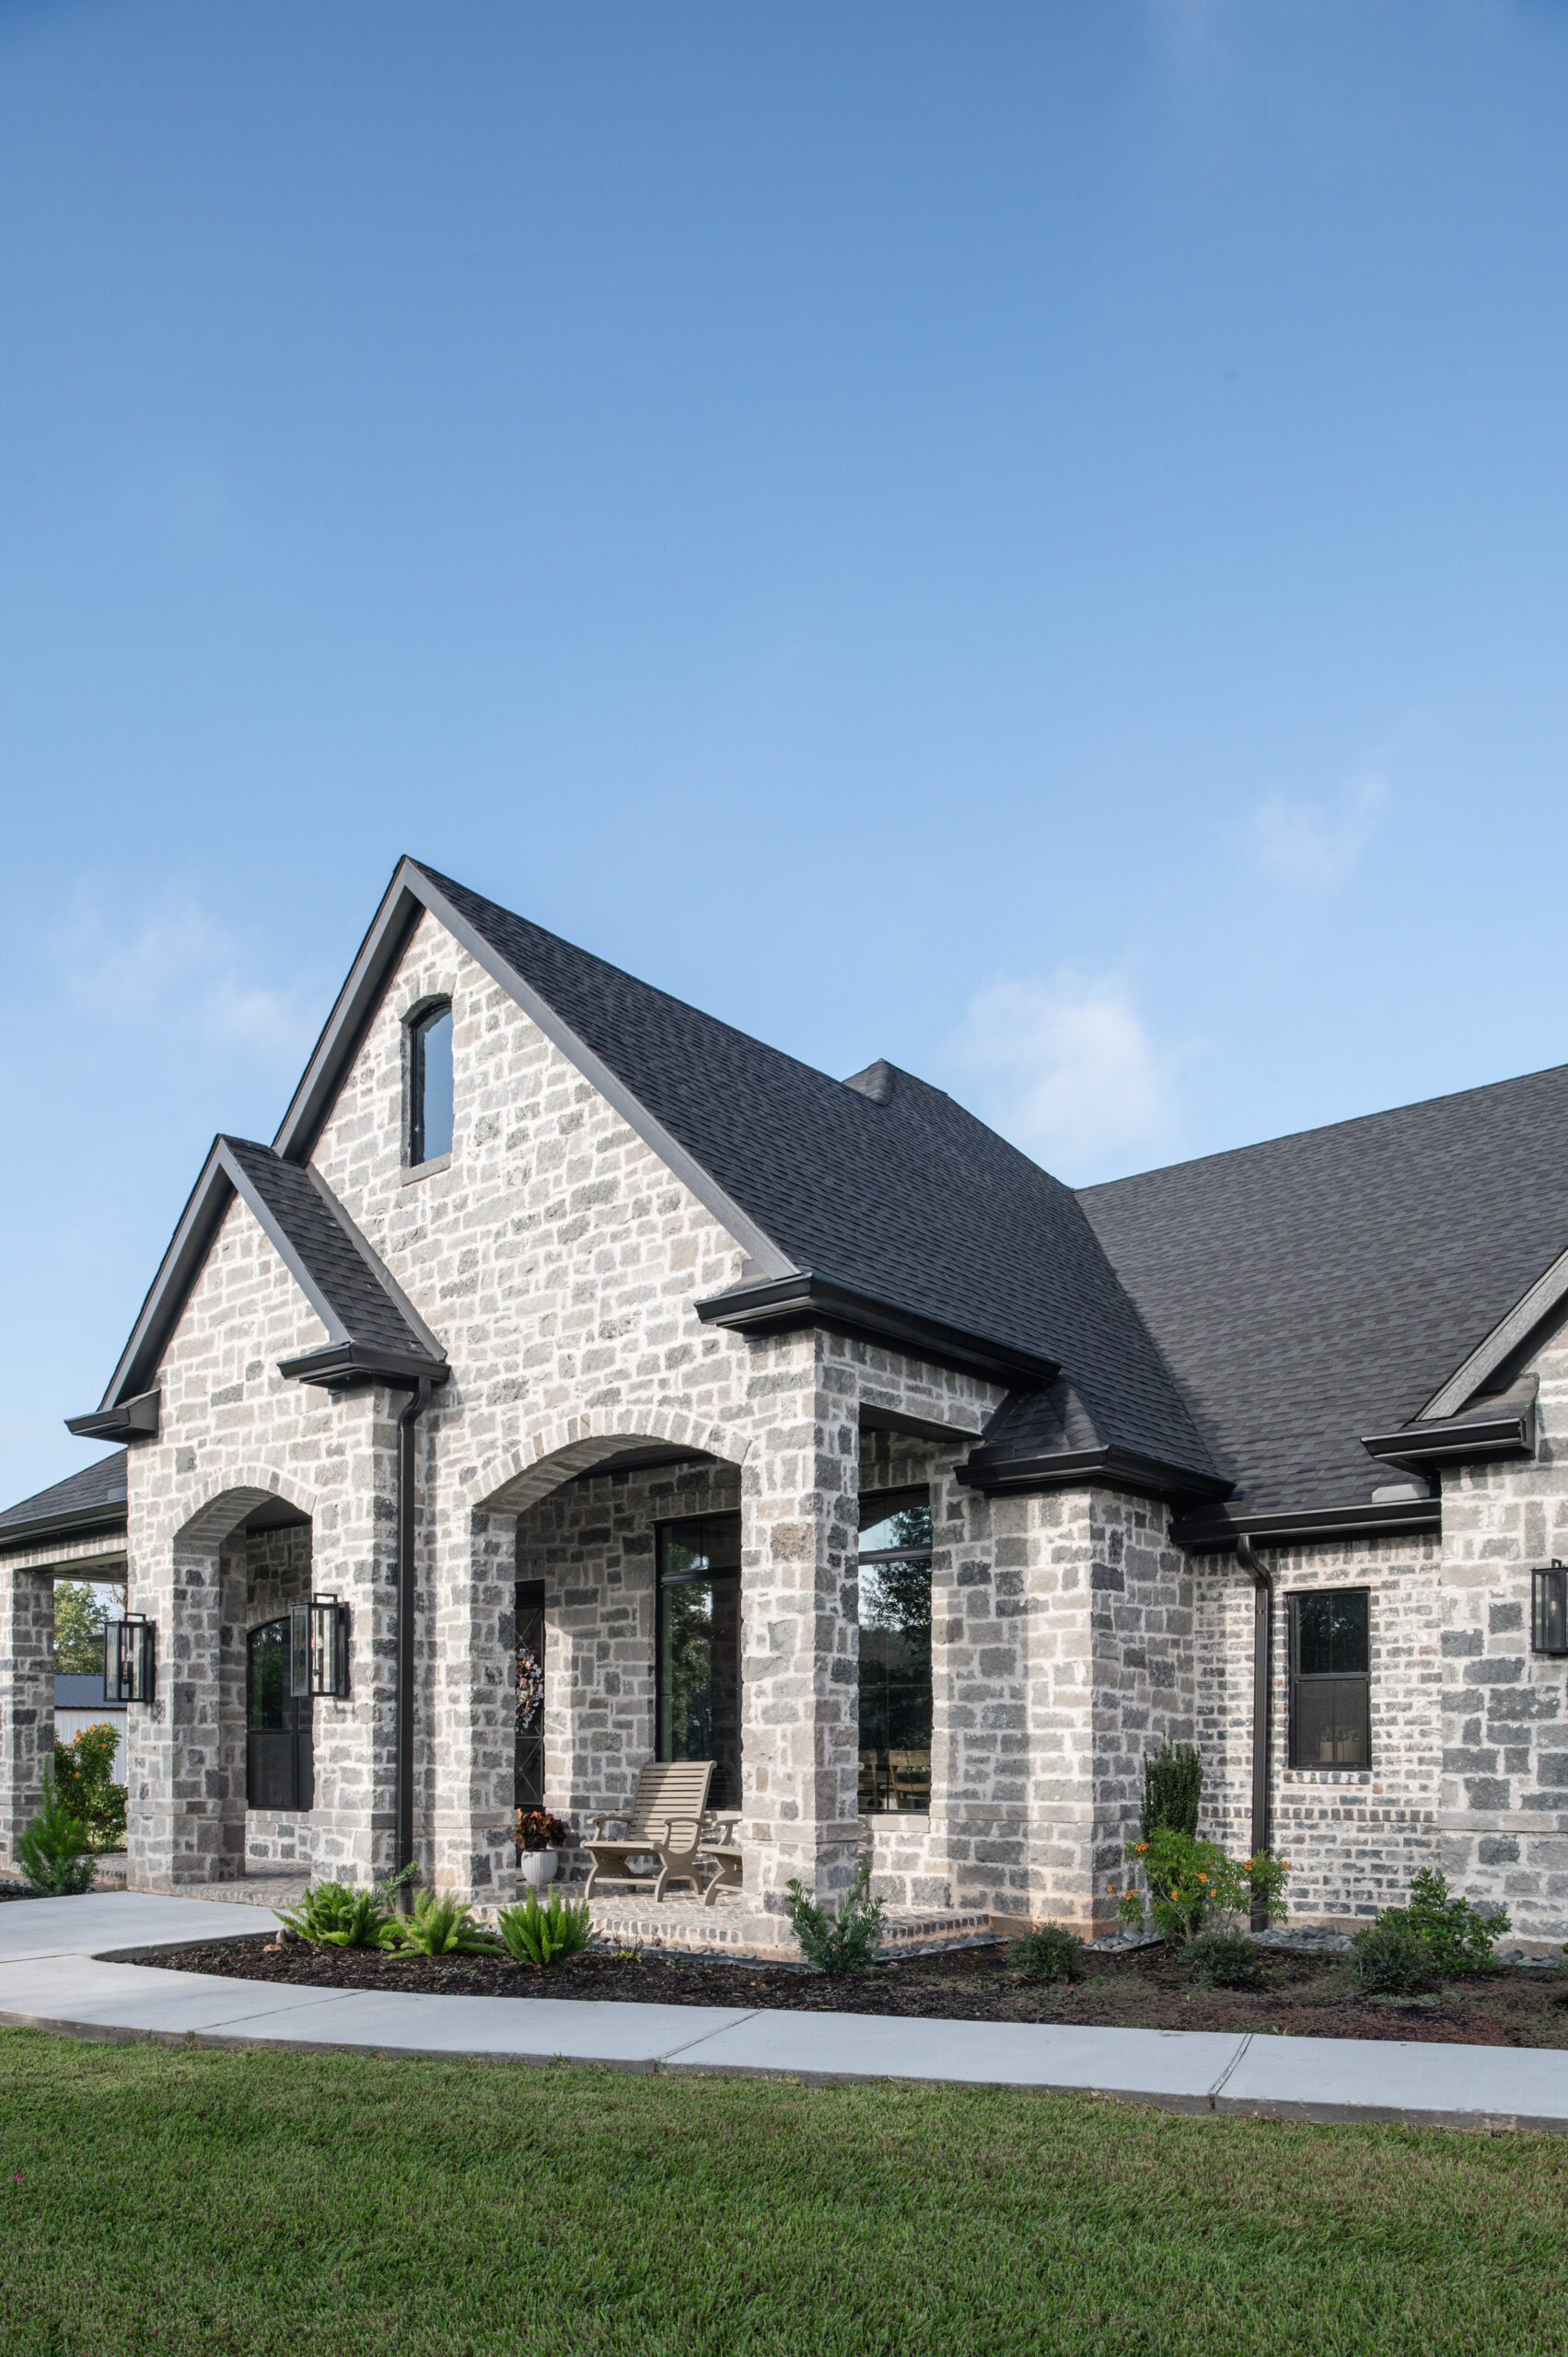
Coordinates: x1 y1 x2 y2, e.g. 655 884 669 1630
1288 1589 1371 1768
857 1489 932 1812
408 1002 454 1166
656 1515 741 1808
515 1579 546 1811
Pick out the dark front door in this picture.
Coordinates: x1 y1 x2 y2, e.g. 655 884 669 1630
656 1514 741 1809
246 1617 314 1810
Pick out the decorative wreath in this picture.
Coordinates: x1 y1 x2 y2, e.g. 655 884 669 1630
516 1643 544 1732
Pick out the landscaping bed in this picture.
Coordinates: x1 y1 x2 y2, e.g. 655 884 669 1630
148 1930 1568 2044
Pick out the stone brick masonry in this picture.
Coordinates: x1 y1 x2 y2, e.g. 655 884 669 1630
11 893 1568 1946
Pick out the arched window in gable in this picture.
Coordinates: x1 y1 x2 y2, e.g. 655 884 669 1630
407 1001 454 1167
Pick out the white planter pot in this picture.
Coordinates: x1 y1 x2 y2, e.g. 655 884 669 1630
518 1850 559 1890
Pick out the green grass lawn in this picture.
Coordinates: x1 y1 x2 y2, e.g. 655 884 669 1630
3 2028 1566 2356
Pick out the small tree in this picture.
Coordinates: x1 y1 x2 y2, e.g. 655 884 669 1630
18 1769 96 1897
1140 1740 1202 1841
52 1581 111 1678
53 1723 127 1852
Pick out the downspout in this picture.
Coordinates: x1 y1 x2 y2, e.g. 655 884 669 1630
395 1375 434 1909
1236 1532 1273 1929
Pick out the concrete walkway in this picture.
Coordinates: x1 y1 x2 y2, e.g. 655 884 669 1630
6 1891 1568 2133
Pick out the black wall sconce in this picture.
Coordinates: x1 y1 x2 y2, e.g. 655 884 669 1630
1532 1562 1568 1657
106 1616 156 1703
291 1595 349 1699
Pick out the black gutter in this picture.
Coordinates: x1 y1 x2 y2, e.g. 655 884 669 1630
64 1390 160 1446
279 1341 449 1388
1360 1404 1536 1469
1169 1496 1441 1551
693 1272 1057 1388
1237 1534 1273 1927
955 1441 1232 1506
394 1375 435 1908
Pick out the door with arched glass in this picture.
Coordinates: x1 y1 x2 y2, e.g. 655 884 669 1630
246 1617 314 1811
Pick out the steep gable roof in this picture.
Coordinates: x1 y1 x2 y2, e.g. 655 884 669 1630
77 1136 445 1422
1078 1062 1568 1521
267 858 1223 1488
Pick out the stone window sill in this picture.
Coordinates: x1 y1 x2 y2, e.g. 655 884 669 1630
861 1810 930 1824
1283 1769 1374 1784
401 1153 451 1187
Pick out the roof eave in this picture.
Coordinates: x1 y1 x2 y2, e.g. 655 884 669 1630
693 1272 1057 1388
64 1389 161 1446
0 1500 129 1551
954 1442 1233 1506
1169 1497 1443 1553
1361 1403 1537 1470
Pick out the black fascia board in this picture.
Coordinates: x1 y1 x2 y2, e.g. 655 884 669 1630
693 1272 1057 1388
954 1442 1234 1506
277 1341 451 1389
0 1499 129 1550
64 1389 160 1446
1360 1404 1537 1469
1168 1496 1443 1552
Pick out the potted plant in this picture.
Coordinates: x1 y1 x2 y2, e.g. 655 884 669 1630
515 1808 571 1889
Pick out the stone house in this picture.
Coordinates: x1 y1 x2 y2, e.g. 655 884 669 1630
4 855 1568 1945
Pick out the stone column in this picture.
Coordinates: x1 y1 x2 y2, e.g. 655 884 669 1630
429 1489 517 1902
740 1329 861 1927
0 1555 53 1870
1020 1488 1098 1930
130 1510 228 1886
307 1390 403 1887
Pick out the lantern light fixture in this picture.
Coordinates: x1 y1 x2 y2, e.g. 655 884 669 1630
1532 1562 1568 1658
291 1595 349 1699
106 1615 156 1703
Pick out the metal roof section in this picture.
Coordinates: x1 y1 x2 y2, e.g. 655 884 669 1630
71 1137 447 1423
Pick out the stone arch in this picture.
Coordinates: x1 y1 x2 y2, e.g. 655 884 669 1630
465 1403 754 1518
173 1467 319 1550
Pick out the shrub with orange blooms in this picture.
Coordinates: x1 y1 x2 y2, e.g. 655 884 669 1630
1115 1827 1290 1945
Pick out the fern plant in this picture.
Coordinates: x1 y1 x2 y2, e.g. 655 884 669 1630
384 1888 503 1956
496 1889 594 1969
784 1866 886 1974
17 1769 96 1897
275 1881 397 1949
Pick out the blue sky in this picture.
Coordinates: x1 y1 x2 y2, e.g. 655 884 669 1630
4 0 1568 1505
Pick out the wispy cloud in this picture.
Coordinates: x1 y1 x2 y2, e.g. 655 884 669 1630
58 888 321 1074
1252 771 1389 888
945 969 1190 1182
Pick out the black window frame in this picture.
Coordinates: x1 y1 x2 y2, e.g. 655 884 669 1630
857 1484 933 1815
245 1615 314 1812
515 1579 546 1812
655 1511 742 1810
406 999 454 1168
1287 1587 1372 1771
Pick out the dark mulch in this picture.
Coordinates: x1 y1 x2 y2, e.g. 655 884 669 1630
0 1882 41 1902
147 1932 1568 2045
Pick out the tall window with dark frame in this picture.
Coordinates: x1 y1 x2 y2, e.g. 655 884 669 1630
1289 1588 1371 1769
858 1489 933 1813
408 1001 454 1166
246 1617 314 1810
515 1580 546 1811
656 1514 741 1808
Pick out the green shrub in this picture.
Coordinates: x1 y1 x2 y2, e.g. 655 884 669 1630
1116 1829 1290 1945
17 1769 96 1897
1007 1924 1085 1984
496 1889 594 1968
1184 1932 1262 1989
784 1867 886 1975
1140 1741 1202 1842
384 1889 502 1957
1403 1869 1509 1975
275 1882 398 1949
1349 1913 1430 1994
52 1723 126 1852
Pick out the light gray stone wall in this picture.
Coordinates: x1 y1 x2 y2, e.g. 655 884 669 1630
1193 1532 1443 1928
0 1560 53 1867
1437 1322 1568 1945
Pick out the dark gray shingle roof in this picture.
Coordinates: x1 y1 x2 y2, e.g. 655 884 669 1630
422 865 1222 1483
219 1139 434 1367
0 1452 127 1539
1078 1063 1568 1517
